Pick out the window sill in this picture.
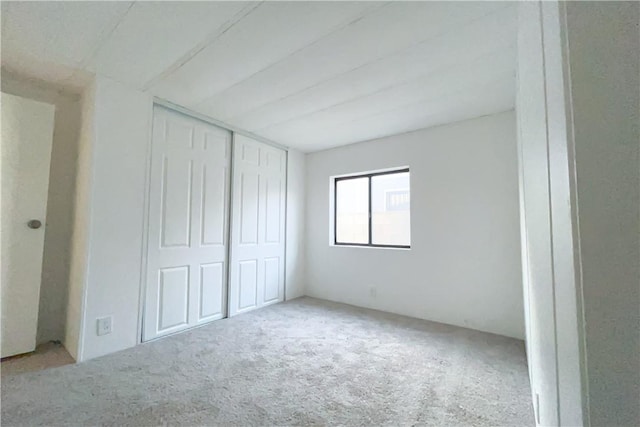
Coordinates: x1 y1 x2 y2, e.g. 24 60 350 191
330 244 411 251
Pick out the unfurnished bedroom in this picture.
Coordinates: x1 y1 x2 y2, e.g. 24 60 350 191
1 1 638 426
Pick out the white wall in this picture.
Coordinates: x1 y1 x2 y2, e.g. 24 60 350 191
1 71 82 346
285 149 306 300
67 75 307 361
564 2 639 425
67 75 153 361
305 111 525 339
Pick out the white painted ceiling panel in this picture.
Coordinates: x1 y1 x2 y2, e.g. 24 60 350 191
255 48 515 141
1 1 131 82
262 65 515 147
192 1 507 121
227 6 517 132
274 77 515 152
150 1 379 107
87 1 253 88
1 1 518 152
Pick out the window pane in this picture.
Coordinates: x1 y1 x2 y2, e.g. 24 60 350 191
336 177 369 244
371 172 410 246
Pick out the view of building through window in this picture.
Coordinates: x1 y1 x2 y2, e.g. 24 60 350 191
335 169 410 247
372 172 410 246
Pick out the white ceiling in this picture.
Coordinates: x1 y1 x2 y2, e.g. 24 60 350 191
1 1 517 152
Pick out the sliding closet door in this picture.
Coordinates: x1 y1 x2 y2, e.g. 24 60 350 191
229 135 286 316
143 106 231 341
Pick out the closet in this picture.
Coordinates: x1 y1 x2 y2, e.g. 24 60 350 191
142 105 286 341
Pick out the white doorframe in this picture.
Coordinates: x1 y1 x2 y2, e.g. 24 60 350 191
136 99 155 344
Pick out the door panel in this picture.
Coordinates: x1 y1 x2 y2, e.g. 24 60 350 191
158 266 190 331
238 259 258 310
229 135 286 316
264 257 280 303
200 165 226 246
143 106 230 341
161 156 193 248
265 177 282 244
239 173 260 244
199 262 224 320
0 93 55 358
242 143 260 165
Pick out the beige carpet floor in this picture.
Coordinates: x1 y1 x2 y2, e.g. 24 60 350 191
1 342 75 377
1 297 533 426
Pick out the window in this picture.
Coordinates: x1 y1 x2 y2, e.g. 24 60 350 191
334 168 410 248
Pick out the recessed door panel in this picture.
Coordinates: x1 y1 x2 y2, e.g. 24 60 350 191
199 262 224 320
265 177 282 244
240 173 259 245
242 143 260 165
239 260 258 310
161 156 193 248
144 106 231 341
264 257 280 303
158 266 189 331
201 164 226 246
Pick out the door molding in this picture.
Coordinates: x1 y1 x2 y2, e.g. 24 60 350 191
137 99 155 344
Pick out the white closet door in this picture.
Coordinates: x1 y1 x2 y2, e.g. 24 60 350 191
143 106 231 341
229 135 286 316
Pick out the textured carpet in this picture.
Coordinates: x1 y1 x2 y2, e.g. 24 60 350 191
1 297 533 426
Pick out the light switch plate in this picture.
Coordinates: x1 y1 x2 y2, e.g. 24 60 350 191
97 316 112 336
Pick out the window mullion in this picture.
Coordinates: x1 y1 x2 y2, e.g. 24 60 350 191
334 176 338 245
368 176 372 245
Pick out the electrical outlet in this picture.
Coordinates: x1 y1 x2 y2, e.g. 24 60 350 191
369 287 377 298
97 316 112 336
